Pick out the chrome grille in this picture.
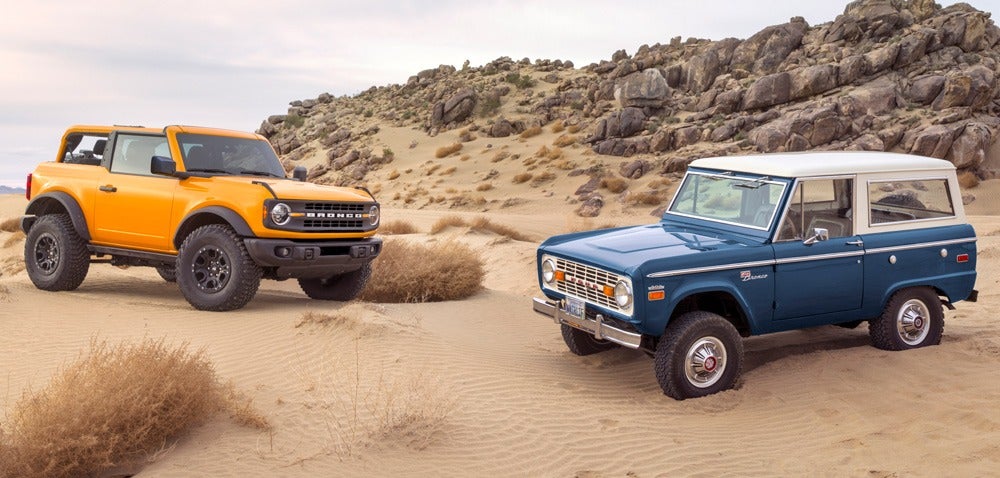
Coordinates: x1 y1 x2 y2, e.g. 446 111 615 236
554 258 623 312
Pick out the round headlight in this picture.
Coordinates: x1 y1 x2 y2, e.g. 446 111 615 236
542 258 556 284
270 203 291 225
614 280 632 308
369 204 380 227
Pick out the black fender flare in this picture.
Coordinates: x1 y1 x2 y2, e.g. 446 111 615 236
23 191 91 241
173 206 255 249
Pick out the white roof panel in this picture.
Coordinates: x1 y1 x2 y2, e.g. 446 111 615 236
690 151 955 178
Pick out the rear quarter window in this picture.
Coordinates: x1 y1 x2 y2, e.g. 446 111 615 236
868 178 955 225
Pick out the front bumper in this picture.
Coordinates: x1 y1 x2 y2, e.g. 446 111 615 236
243 236 381 279
532 297 642 349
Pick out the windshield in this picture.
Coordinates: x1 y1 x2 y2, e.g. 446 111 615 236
667 171 787 230
177 133 285 178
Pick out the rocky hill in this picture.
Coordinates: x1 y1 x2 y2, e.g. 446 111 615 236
258 0 1000 217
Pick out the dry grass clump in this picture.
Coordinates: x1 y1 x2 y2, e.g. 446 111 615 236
512 172 533 184
491 151 510 162
552 134 577 147
601 176 629 193
439 166 457 176
567 124 582 134
469 217 531 241
435 143 463 158
360 238 483 303
0 339 267 478
626 190 668 206
0 217 19 233
958 171 979 189
429 215 467 234
476 183 494 191
387 169 401 180
379 220 420 235
531 171 557 186
550 120 565 133
520 125 542 139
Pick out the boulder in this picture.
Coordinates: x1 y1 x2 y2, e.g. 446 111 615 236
616 69 670 108
441 88 477 124
741 72 791 110
837 55 867 85
947 122 992 169
864 43 900 75
619 159 651 179
604 107 647 138
489 118 515 138
908 124 959 158
673 126 703 149
909 75 946 104
789 64 839 100
576 194 604 217
731 19 807 74
932 66 996 110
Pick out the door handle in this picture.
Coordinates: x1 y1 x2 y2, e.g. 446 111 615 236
99 185 117 193
846 240 864 247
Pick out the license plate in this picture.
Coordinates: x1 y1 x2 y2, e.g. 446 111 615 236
565 296 585 318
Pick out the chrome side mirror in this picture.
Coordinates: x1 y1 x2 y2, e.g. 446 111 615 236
803 227 829 245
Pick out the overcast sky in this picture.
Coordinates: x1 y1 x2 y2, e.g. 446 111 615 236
0 0 993 187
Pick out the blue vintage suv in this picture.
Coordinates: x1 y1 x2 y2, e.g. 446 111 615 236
533 152 978 399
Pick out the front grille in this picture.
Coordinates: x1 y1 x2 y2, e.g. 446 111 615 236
303 219 364 229
554 258 625 313
304 202 364 212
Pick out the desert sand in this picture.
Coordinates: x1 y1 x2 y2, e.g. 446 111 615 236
1 124 999 477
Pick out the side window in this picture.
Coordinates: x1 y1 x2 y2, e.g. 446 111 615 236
869 179 955 225
62 133 109 166
110 135 169 176
777 178 854 241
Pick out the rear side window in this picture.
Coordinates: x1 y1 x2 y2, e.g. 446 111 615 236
62 133 109 166
868 179 955 225
110 134 170 176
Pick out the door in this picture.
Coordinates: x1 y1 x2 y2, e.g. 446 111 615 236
772 177 864 320
92 133 177 251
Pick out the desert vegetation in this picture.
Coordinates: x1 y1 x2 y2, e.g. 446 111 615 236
434 143 463 158
0 339 267 478
359 238 484 303
379 220 420 235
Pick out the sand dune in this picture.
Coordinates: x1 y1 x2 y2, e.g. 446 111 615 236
2 178 999 477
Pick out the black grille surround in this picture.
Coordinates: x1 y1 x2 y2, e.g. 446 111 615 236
264 199 378 233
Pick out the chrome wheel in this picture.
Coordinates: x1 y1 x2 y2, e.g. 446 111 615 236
33 233 59 276
192 245 231 293
896 298 930 346
684 336 727 388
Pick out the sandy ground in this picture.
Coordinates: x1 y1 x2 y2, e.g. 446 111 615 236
1 163 999 477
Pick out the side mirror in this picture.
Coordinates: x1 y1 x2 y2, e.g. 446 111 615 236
803 227 829 246
150 156 176 176
292 165 308 182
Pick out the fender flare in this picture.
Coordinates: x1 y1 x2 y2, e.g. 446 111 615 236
655 280 759 335
173 206 255 248
23 191 91 241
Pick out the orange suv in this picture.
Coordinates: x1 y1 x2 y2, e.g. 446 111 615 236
22 125 381 311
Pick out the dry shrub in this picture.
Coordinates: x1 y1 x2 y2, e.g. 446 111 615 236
429 215 468 234
439 166 457 176
626 190 668 206
476 183 494 192
512 172 533 184
459 154 471 162
520 125 542 139
550 120 565 133
531 171 557 186
0 217 19 233
535 145 551 158
958 171 980 189
387 169 400 180
3 231 25 249
360 238 483 303
567 124 582 134
546 146 563 160
552 134 577 147
300 341 454 458
223 387 272 431
491 151 510 162
380 220 419 235
0 338 266 478
554 159 576 170
424 164 441 176
469 217 531 241
434 143 462 158
601 176 629 193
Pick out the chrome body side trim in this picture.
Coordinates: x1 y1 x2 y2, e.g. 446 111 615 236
646 259 776 278
532 297 641 349
865 237 976 255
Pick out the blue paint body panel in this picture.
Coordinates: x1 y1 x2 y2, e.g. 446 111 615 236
536 168 978 341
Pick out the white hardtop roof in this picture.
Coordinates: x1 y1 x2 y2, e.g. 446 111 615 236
690 151 955 178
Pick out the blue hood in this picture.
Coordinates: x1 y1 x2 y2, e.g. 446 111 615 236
539 221 769 276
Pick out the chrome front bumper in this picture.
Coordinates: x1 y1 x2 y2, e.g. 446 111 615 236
532 297 642 349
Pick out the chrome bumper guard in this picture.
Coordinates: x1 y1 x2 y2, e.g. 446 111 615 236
532 297 642 349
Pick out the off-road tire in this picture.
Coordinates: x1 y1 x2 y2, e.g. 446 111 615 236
654 311 743 400
561 324 617 355
870 287 943 351
156 265 177 282
298 263 372 301
176 224 261 311
24 214 90 291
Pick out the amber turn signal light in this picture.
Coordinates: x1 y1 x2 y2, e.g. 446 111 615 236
648 290 665 301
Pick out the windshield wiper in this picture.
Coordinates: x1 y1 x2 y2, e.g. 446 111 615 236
186 168 230 174
237 169 283 178
733 176 771 189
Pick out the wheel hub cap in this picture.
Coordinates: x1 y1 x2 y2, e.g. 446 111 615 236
685 337 727 388
34 234 59 276
192 246 231 293
897 299 930 345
